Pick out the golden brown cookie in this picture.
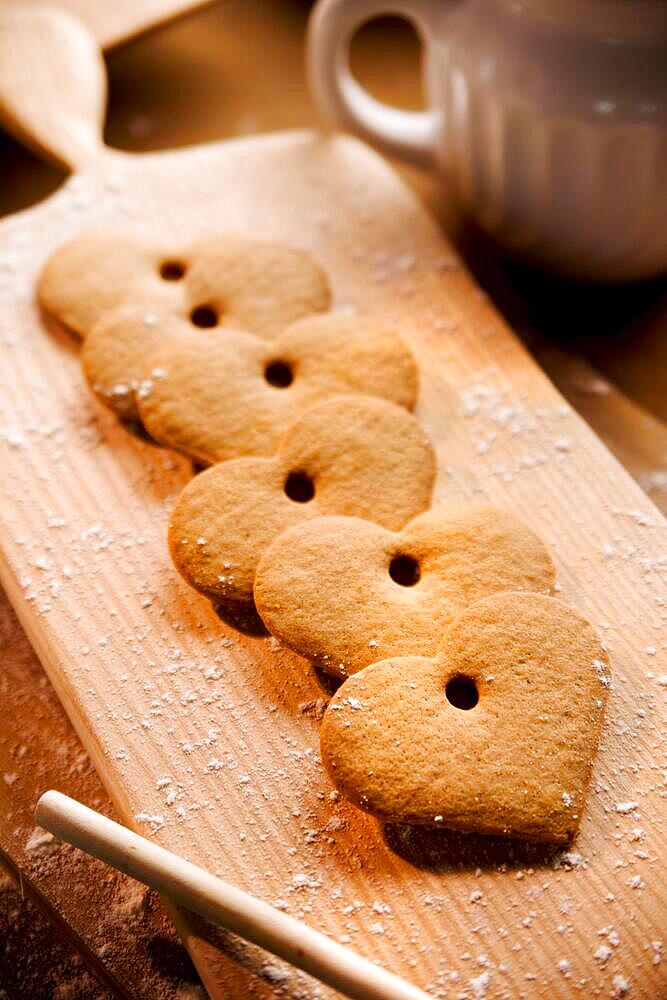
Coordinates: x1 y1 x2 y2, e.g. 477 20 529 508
126 312 419 463
80 305 184 422
138 313 419 464
183 235 332 337
38 230 331 338
169 395 436 609
38 231 175 337
254 505 556 677
320 592 610 843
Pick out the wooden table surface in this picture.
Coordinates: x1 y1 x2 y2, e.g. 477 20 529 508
1 2 665 997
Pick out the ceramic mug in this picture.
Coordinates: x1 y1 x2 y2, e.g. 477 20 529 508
308 0 667 281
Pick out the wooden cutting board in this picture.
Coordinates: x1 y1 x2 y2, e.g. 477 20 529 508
0 7 665 999
7 0 209 49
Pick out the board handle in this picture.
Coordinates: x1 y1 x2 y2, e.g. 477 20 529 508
0 6 107 171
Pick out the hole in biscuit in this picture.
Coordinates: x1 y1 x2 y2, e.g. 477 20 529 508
445 675 479 711
159 260 186 281
264 361 293 388
190 304 218 328
389 554 420 587
284 471 314 503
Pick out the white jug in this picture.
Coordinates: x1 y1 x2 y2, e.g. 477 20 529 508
308 0 667 281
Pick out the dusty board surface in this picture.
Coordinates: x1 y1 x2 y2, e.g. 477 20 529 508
0 131 665 999
0 585 207 1000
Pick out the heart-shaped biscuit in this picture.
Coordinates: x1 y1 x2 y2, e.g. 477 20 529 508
254 505 556 676
38 230 331 339
82 310 419 462
169 395 436 608
320 592 610 842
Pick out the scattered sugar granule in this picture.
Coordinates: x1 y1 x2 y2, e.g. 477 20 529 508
597 927 620 949
562 791 573 807
344 697 363 710
593 659 611 686
25 827 59 856
612 974 630 997
627 509 651 527
469 889 483 903
593 944 612 964
555 850 587 870
3 430 24 448
136 379 155 400
372 901 391 915
616 801 639 814
135 812 164 830
262 964 290 986
469 971 491 999
291 874 321 890
557 959 571 977
554 436 572 452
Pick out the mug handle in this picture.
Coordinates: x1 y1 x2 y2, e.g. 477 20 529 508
307 0 439 168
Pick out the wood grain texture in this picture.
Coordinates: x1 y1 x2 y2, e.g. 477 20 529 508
0 129 665 1000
